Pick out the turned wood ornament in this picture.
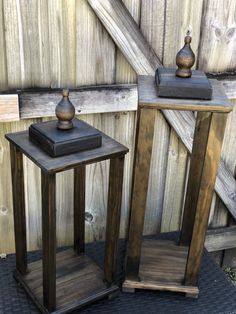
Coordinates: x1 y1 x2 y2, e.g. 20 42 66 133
55 89 75 130
176 35 195 78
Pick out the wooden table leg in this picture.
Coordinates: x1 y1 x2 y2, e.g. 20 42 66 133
125 108 156 280
184 113 227 286
74 165 86 254
104 156 125 285
10 144 27 275
179 112 212 246
41 171 56 311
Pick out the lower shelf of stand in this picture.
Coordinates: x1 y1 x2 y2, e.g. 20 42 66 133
123 239 199 296
14 249 118 313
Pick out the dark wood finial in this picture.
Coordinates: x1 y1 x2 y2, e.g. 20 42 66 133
176 35 195 78
55 89 75 130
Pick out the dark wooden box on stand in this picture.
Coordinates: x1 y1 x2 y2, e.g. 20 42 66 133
29 118 102 157
156 68 212 100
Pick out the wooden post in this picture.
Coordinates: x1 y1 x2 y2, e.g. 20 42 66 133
41 171 56 311
180 112 212 246
125 108 156 280
184 113 228 286
104 156 124 284
74 165 86 254
10 144 27 275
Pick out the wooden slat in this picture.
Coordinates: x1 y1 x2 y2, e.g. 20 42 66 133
185 113 227 286
88 0 161 75
19 85 137 118
180 112 213 245
10 144 27 274
126 108 156 279
104 157 124 284
76 0 115 86
198 0 236 72
41 171 56 311
0 0 7 90
115 0 140 84
163 0 203 68
205 226 236 252
74 165 86 254
0 94 19 121
48 0 75 88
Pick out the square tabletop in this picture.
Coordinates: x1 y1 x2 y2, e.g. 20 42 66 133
138 75 232 113
6 130 129 173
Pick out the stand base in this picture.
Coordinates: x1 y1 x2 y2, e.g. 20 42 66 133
123 239 199 297
14 249 119 313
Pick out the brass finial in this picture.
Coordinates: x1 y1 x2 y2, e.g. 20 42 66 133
55 89 75 130
176 35 195 78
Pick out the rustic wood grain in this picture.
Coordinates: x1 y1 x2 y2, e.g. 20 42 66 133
10 143 27 275
48 0 75 88
0 94 19 121
123 239 199 296
19 85 137 118
3 0 50 88
180 112 213 246
0 0 7 90
205 226 236 252
104 157 124 284
163 0 203 67
125 108 156 280
74 165 86 254
76 0 115 86
15 249 118 312
139 76 231 112
185 113 227 286
41 171 56 311
161 128 188 232
88 0 161 75
115 0 140 84
198 0 236 72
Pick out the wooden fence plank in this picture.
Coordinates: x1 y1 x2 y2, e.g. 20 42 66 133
0 95 19 122
0 0 7 90
19 85 137 118
205 226 236 252
88 0 161 75
115 0 140 84
198 0 236 72
76 0 115 86
163 0 203 67
48 0 75 88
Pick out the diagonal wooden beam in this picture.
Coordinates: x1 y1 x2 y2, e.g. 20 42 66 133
88 0 236 219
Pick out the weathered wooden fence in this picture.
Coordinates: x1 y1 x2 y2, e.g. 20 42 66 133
0 0 236 268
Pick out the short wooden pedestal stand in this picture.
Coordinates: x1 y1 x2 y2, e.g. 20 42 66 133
6 129 128 313
123 76 232 297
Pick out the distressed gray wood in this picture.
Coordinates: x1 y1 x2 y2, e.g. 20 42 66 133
88 0 161 75
205 226 236 252
19 85 137 118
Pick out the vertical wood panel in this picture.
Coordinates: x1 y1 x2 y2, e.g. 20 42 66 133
198 0 236 72
76 0 115 86
163 0 203 67
115 0 141 84
0 0 7 89
48 0 76 87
